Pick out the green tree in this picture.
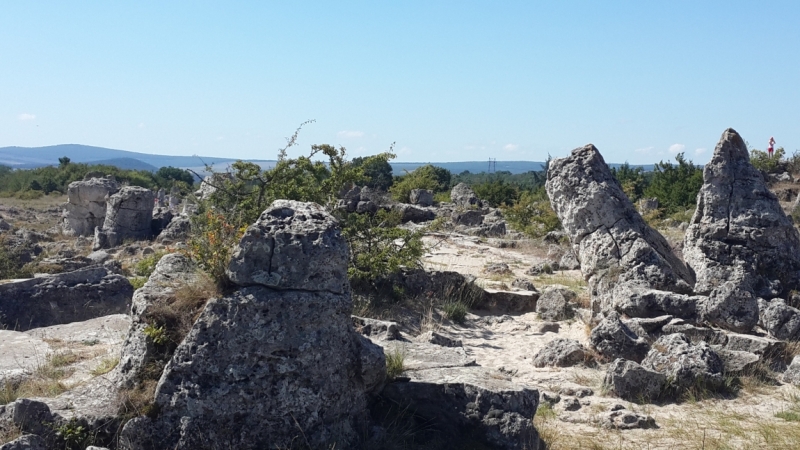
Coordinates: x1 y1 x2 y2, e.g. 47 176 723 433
156 166 195 186
750 147 785 174
352 154 394 190
472 178 518 207
610 163 647 202
642 153 703 214
501 187 561 237
58 156 71 168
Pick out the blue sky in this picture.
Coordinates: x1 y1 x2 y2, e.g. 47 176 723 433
2 1 798 164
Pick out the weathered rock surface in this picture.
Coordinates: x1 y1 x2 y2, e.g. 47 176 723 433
61 177 120 236
783 356 800 385
612 282 700 320
393 203 436 223
410 188 434 206
119 201 382 450
452 209 484 226
684 129 800 303
546 144 694 315
93 186 155 249
0 434 46 450
155 215 190 244
757 298 800 341
0 266 132 331
536 286 576 321
381 366 540 450
532 338 586 367
622 315 674 340
226 200 349 294
712 348 760 373
600 409 657 430
114 253 197 388
415 330 463 347
642 333 724 392
604 358 665 402
700 281 759 333
451 182 481 208
589 312 650 363
352 315 400 340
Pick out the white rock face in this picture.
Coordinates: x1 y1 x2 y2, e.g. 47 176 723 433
61 177 120 236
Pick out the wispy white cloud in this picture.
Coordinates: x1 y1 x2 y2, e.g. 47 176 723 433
18 113 35 121
695 148 706 155
635 146 655 154
669 143 686 154
337 130 364 138
503 143 519 152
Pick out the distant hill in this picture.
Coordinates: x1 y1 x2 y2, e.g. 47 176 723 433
0 144 656 175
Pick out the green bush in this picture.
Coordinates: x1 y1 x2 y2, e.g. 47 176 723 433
642 153 703 214
133 251 167 277
751 147 786 174
340 209 425 287
472 179 518 207
502 187 561 238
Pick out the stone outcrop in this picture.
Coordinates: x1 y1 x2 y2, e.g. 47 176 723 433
684 129 800 302
93 187 155 250
381 367 540 450
226 200 349 294
545 144 695 315
0 266 132 331
194 173 233 201
410 188 434 206
451 182 481 208
119 200 383 450
642 333 724 392
757 298 800 341
604 358 665 402
536 286 576 321
532 338 587 367
155 216 191 244
589 312 650 363
61 177 120 236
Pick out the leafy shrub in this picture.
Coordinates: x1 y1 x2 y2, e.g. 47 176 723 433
352 154 394 190
340 209 425 288
472 179 518 207
389 169 440 203
751 147 786 174
187 211 245 285
129 277 147 290
142 323 167 346
610 163 647 203
133 251 167 277
642 153 703 214
502 187 561 238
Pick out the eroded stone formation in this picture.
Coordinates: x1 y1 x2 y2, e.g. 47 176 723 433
684 128 800 332
93 186 155 250
545 144 695 314
61 177 120 236
119 200 384 450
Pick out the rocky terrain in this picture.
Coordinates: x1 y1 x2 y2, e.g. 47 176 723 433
0 128 799 449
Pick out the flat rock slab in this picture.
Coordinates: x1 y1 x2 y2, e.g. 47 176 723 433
380 340 476 371
0 330 50 381
479 289 539 314
25 314 130 345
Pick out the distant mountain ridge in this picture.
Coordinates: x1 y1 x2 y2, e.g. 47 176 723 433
0 144 654 174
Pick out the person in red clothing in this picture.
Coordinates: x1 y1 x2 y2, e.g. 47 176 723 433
768 136 776 158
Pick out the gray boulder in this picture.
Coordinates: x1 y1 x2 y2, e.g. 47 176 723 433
532 338 587 367
683 128 800 302
0 266 132 331
712 348 760 373
642 333 724 392
416 330 463 348
511 278 536 291
559 250 580 270
119 201 381 450
757 298 800 340
589 312 650 363
451 182 481 208
600 409 657 430
622 315 674 340
61 177 120 237
546 144 694 316
0 434 46 450
603 358 665 403
612 282 701 320
393 203 436 223
783 356 800 385
155 216 191 244
226 200 349 294
93 186 155 249
381 366 539 450
150 207 173 236
410 188 434 206
352 315 400 341
700 281 759 333
452 209 484 226
536 286 576 321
